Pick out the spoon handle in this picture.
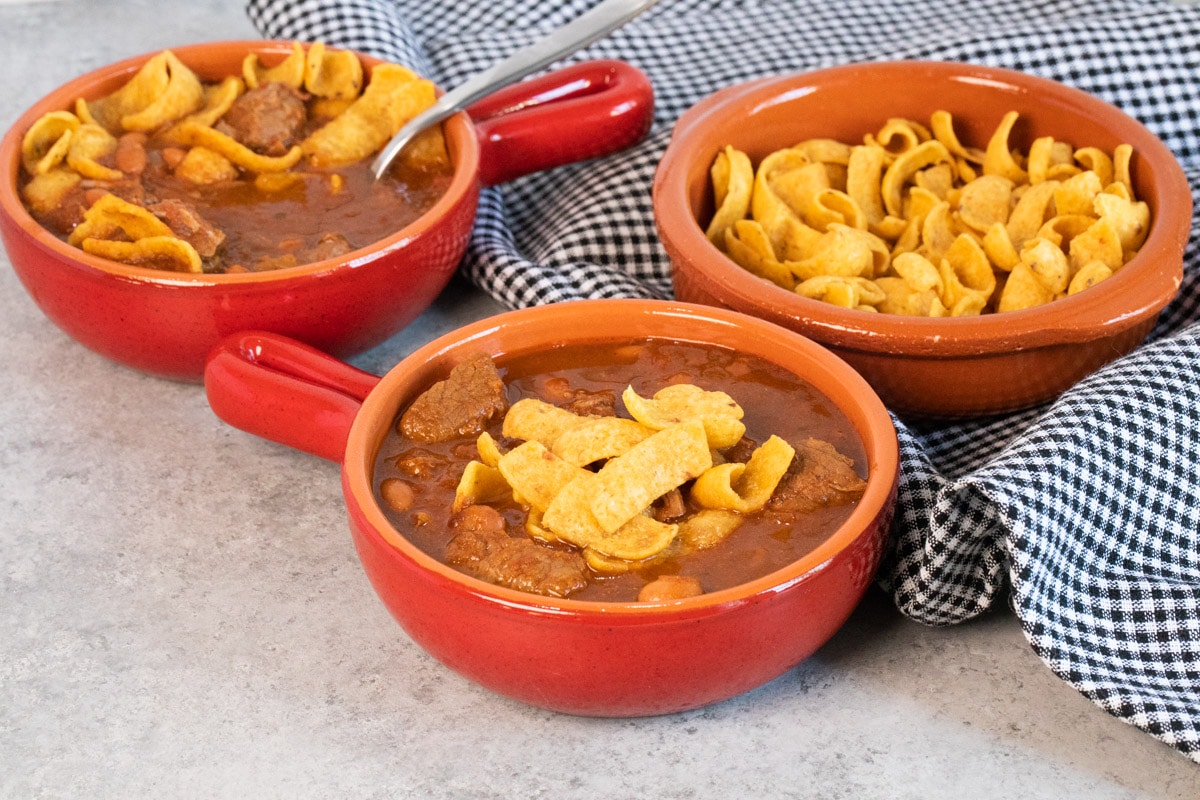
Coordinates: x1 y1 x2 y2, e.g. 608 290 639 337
371 0 660 179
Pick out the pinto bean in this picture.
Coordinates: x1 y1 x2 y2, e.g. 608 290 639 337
160 147 187 170
114 132 148 175
637 575 703 603
451 504 506 534
380 478 415 512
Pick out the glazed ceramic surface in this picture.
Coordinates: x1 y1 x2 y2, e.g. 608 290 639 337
203 299 899 716
0 42 653 381
654 61 1191 417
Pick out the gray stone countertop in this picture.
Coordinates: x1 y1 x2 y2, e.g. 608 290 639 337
1 1 1196 797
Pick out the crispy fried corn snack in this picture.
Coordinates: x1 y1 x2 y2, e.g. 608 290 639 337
446 374 848 579
19 42 442 274
710 110 1149 315
68 194 202 272
83 51 204 134
300 63 436 168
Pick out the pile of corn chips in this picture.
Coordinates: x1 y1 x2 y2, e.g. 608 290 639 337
706 111 1151 315
20 43 438 272
452 381 798 574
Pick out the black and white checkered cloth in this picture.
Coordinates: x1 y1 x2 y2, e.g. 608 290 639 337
246 0 1200 760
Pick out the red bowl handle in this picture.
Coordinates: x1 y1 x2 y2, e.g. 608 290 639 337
468 59 654 186
204 331 381 463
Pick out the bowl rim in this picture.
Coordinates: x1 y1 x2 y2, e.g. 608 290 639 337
0 39 482 286
340 298 900 619
653 60 1192 357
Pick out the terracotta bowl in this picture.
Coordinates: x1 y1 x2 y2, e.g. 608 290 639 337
654 61 1192 417
203 299 899 716
0 41 652 381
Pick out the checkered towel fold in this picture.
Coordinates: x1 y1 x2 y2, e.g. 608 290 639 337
246 0 1200 761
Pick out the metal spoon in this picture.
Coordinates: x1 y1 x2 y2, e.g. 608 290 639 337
370 0 661 180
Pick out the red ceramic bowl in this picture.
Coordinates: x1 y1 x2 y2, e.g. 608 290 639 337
0 41 652 381
203 299 899 716
654 61 1192 417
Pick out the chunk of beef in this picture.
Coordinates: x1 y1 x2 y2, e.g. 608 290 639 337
219 81 307 157
563 388 616 417
30 183 88 236
147 198 226 259
534 377 614 417
767 438 867 515
721 435 758 464
399 353 508 443
651 488 687 523
296 232 353 264
389 448 448 479
445 511 589 598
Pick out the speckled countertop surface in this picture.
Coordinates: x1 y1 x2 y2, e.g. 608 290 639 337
1 1 1197 798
